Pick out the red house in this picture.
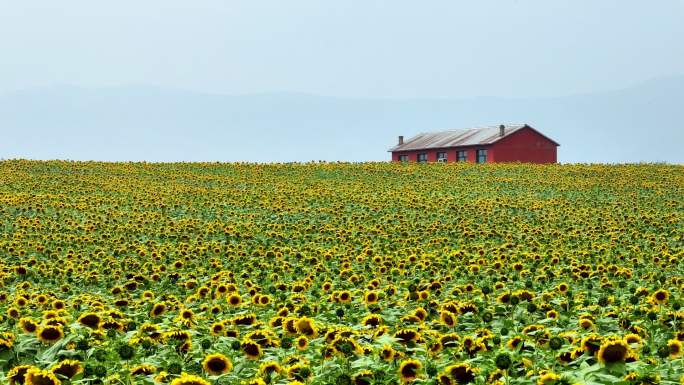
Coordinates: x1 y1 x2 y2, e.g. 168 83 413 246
389 124 559 163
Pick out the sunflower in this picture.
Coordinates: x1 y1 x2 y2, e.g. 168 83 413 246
16 297 28 307
353 369 373 385
597 338 631 365
286 363 312 381
668 339 682 358
429 340 443 354
444 363 477 384
331 335 360 356
581 335 602 355
7 365 33 385
99 319 124 332
130 364 156 375
277 307 289 317
364 291 378 305
227 294 242 306
394 329 420 344
150 302 167 317
169 373 211 385
338 290 352 303
7 307 20 319
19 317 39 333
37 325 64 344
242 339 263 359
380 344 396 361
25 368 61 385
440 311 457 327
233 313 257 326
0 338 12 351
557 283 569 293
536 371 561 385
51 300 66 310
438 372 454 385
51 359 83 379
578 318 594 330
139 322 161 338
507 335 524 350
164 330 192 346
175 308 196 327
651 289 669 305
623 333 642 346
296 336 309 350
210 321 226 336
202 353 233 375
398 358 422 382
440 333 460 348
259 361 282 376
295 317 317 338
77 312 101 329
362 314 383 328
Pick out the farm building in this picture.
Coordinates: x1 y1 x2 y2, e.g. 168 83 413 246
389 124 559 163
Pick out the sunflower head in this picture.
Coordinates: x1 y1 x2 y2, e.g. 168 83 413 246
364 291 378 304
536 371 561 385
296 336 309 350
444 363 477 384
597 338 631 365
623 333 642 346
259 361 282 376
130 364 156 376
352 369 373 385
150 302 167 317
380 344 396 361
25 368 61 385
295 317 317 338
37 325 64 344
202 353 233 376
77 312 101 328
227 294 242 306
362 314 383 328
440 311 457 327
667 339 682 358
51 359 83 379
7 365 33 385
242 339 263 359
651 289 669 305
398 358 422 382
19 318 39 334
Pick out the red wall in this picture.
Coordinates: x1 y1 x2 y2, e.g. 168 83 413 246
391 127 558 164
489 127 557 163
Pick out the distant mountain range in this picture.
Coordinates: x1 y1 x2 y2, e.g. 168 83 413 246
1 76 682 163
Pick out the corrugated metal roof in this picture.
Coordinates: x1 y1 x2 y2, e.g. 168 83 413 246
389 124 531 152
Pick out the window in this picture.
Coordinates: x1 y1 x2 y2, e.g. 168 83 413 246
436 152 447 162
417 153 428 163
457 150 468 162
476 149 488 163
398 154 408 162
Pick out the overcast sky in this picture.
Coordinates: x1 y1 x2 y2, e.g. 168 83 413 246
1 0 683 98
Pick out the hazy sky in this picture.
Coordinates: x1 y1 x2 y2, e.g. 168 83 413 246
1 0 683 98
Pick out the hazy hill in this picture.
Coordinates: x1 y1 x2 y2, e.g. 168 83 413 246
1 77 682 163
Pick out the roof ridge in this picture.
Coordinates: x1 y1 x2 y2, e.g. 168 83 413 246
424 124 526 134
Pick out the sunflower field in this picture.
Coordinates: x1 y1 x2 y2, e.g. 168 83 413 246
0 160 682 385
